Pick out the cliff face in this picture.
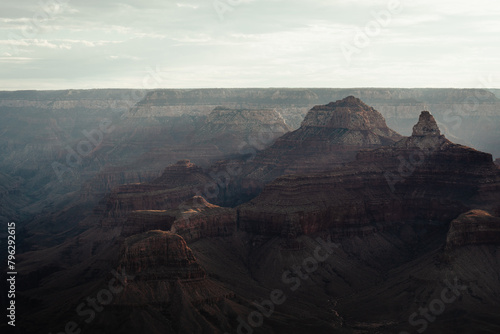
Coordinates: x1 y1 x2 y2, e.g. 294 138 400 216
446 210 500 249
114 231 235 330
238 110 500 237
121 210 177 237
172 196 236 242
128 89 500 158
10 90 500 334
3 88 499 239
119 230 206 281
192 107 290 152
97 160 213 222
119 196 236 242
236 96 402 188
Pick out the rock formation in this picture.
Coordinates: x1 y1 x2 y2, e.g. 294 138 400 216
7 91 500 334
245 96 402 178
238 110 500 237
97 160 213 222
172 196 236 242
119 230 206 281
3 89 499 238
214 96 404 206
192 107 290 153
121 210 177 237
120 196 236 242
446 210 500 249
411 110 441 136
302 96 400 139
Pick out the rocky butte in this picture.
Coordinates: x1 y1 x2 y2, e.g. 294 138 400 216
244 96 402 177
238 109 500 237
215 96 403 205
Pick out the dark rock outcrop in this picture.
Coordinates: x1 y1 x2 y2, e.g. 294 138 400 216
121 210 177 237
120 196 236 242
172 196 236 242
446 210 500 249
119 230 206 281
97 160 213 222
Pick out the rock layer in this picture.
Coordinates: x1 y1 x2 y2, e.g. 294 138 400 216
119 230 206 281
446 210 500 249
238 111 500 237
120 196 236 242
218 97 404 205
172 196 236 242
192 107 290 152
97 160 213 222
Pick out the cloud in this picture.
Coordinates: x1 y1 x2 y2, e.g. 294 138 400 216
176 3 199 10
0 0 499 89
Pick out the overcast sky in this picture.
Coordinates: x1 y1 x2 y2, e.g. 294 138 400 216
1 0 499 90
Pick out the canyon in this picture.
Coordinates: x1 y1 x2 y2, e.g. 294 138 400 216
1 88 499 224
2 91 500 334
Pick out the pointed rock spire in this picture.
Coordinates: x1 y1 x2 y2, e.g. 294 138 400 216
412 111 441 137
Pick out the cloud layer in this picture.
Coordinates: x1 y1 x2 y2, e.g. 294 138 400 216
0 0 499 89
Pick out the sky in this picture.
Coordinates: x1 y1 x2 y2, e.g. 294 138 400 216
0 0 499 90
